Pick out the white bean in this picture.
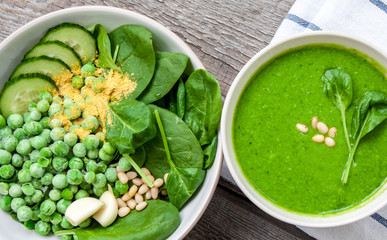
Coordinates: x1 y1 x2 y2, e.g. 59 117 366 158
296 123 308 133
132 178 142 186
121 192 131 201
142 175 155 185
317 122 328 134
140 168 151 176
145 190 152 200
135 193 143 203
117 198 126 208
136 201 147 211
325 137 335 147
154 178 164 188
138 184 149 195
151 187 159 200
127 199 137 209
116 166 123 173
328 127 337 137
164 173 169 184
118 172 129 184
311 116 318 129
128 185 138 198
126 171 137 180
312 134 325 143
118 207 130 217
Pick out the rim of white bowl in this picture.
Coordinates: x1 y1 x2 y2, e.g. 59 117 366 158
0 6 222 239
221 31 387 228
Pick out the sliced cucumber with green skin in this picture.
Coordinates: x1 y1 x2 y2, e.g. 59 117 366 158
41 23 97 64
24 41 82 71
0 73 56 118
10 56 70 80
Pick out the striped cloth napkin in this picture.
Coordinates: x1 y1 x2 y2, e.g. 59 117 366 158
271 0 387 239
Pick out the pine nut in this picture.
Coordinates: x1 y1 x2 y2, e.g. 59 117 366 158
317 122 328 134
135 193 143 203
138 184 149 195
118 172 129 184
136 201 147 211
296 123 308 133
127 199 137 209
164 173 169 184
140 168 151 176
126 171 137 180
118 207 130 217
116 166 123 173
311 116 318 129
312 134 325 143
117 198 126 208
145 190 152 200
142 175 155 185
151 187 159 200
121 192 131 201
154 178 164 188
132 178 142 186
325 137 335 147
128 185 138 198
328 127 337 137
161 189 168 195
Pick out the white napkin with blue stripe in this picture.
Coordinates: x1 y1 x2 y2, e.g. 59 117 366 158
272 0 387 239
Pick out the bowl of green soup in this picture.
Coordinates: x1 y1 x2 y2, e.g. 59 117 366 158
222 32 387 227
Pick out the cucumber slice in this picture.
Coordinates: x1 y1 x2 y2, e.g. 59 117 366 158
0 73 56 118
24 41 82 71
10 56 70 80
41 23 97 64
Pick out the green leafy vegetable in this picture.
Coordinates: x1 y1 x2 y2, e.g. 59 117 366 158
341 91 387 184
123 154 153 187
138 52 188 104
131 145 146 167
110 25 155 99
321 69 353 151
154 109 205 209
106 99 156 154
184 69 222 146
144 105 203 179
93 24 120 72
55 200 180 240
203 135 218 169
176 78 186 119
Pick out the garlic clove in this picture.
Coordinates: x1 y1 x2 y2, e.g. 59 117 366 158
93 185 118 227
65 197 104 226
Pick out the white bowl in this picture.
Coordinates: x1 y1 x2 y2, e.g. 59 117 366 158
221 32 387 227
0 6 222 239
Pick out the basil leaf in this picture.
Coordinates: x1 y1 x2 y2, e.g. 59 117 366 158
55 200 181 240
138 52 188 104
93 24 120 72
106 99 156 154
110 25 155 99
184 69 222 146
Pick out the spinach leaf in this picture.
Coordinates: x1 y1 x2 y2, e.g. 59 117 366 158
138 52 188 104
144 105 203 179
153 109 205 209
203 135 218 170
93 24 120 72
109 25 155 99
55 200 180 240
106 99 156 154
321 69 353 151
176 78 186 119
184 69 222 146
168 90 177 114
341 91 387 184
131 145 146 167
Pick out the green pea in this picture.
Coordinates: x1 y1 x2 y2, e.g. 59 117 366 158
50 141 70 157
35 220 51 235
0 126 12 141
37 100 50 113
11 154 23 167
53 96 63 105
32 178 43 189
40 199 57 216
0 182 9 195
48 103 63 117
85 171 96 184
86 149 99 159
97 162 107 173
23 121 43 136
41 172 54 186
99 149 114 162
115 180 129 195
61 188 73 200
93 185 107 197
29 149 43 162
40 91 53 103
102 142 116 155
40 147 52 158
30 163 45 178
69 124 81 133
75 189 89 200
31 189 43 203
30 135 48 150
2 135 18 152
31 208 40 221
81 62 96 78
51 127 67 142
11 197 26 212
69 157 83 170
17 205 33 222
72 75 84 89
86 160 98 172
69 185 78 194
28 102 37 111
16 139 32 156
73 143 86 157
52 174 68 189
63 132 78 147
21 183 35 196
40 128 52 144
23 112 32 124
91 77 105 93
81 116 99 133
7 113 24 129
40 117 50 129
0 115 6 128
56 199 71 214
0 164 14 179
0 195 12 211
96 131 105 145
63 98 74 109
13 128 27 140
118 157 131 172
105 168 118 182
65 104 82 120
30 110 42 121
49 118 61 129
84 134 99 150
18 169 32 183
67 169 83 185
49 188 62 201
0 149 11 164
22 159 32 169
38 212 51 222
50 212 63 225
9 184 22 198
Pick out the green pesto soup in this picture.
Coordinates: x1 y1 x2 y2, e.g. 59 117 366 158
233 44 387 215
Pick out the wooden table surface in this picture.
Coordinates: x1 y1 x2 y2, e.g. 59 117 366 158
0 1 315 239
